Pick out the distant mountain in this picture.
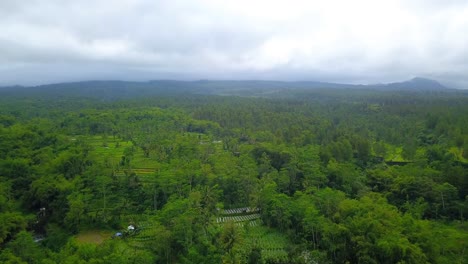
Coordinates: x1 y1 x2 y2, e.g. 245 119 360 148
0 77 454 100
373 77 449 91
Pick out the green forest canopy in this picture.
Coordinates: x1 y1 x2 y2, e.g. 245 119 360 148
0 86 467 263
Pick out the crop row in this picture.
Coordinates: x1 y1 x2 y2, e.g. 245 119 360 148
234 220 260 227
216 213 260 223
221 207 259 215
244 239 285 249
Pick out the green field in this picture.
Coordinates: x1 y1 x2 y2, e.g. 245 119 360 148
80 135 133 163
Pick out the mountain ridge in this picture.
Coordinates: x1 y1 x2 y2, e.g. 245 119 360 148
373 77 449 90
0 77 450 90
0 77 457 100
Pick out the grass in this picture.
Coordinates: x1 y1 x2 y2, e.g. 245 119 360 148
386 146 404 161
448 147 468 162
75 229 113 245
83 135 133 164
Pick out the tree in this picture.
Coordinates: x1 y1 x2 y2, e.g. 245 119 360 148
219 221 243 263
352 136 371 163
402 139 417 160
2 231 45 263
332 193 428 263
0 213 27 245
373 141 387 158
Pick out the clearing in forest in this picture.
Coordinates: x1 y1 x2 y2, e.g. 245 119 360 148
75 230 113 245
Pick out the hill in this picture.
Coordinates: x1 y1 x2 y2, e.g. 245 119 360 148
0 78 455 100
374 77 449 91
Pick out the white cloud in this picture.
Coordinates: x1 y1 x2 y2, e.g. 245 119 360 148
0 0 468 87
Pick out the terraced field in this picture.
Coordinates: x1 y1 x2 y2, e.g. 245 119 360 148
83 135 159 180
83 135 133 164
216 207 261 227
216 207 290 262
216 213 261 224
243 226 289 263
222 207 260 215
130 224 159 242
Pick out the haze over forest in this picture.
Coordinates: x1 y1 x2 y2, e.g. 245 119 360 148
1 0 468 88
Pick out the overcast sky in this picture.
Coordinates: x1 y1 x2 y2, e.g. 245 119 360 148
1 0 468 87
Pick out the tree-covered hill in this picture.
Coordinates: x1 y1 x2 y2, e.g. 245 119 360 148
0 78 459 101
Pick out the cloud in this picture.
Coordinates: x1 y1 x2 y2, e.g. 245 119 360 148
1 0 468 87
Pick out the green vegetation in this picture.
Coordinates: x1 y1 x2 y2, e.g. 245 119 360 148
0 87 467 263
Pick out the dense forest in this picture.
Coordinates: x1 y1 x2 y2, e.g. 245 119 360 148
0 84 467 263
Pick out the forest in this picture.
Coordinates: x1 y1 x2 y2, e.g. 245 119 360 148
0 85 467 263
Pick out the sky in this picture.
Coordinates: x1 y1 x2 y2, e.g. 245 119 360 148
1 0 468 88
